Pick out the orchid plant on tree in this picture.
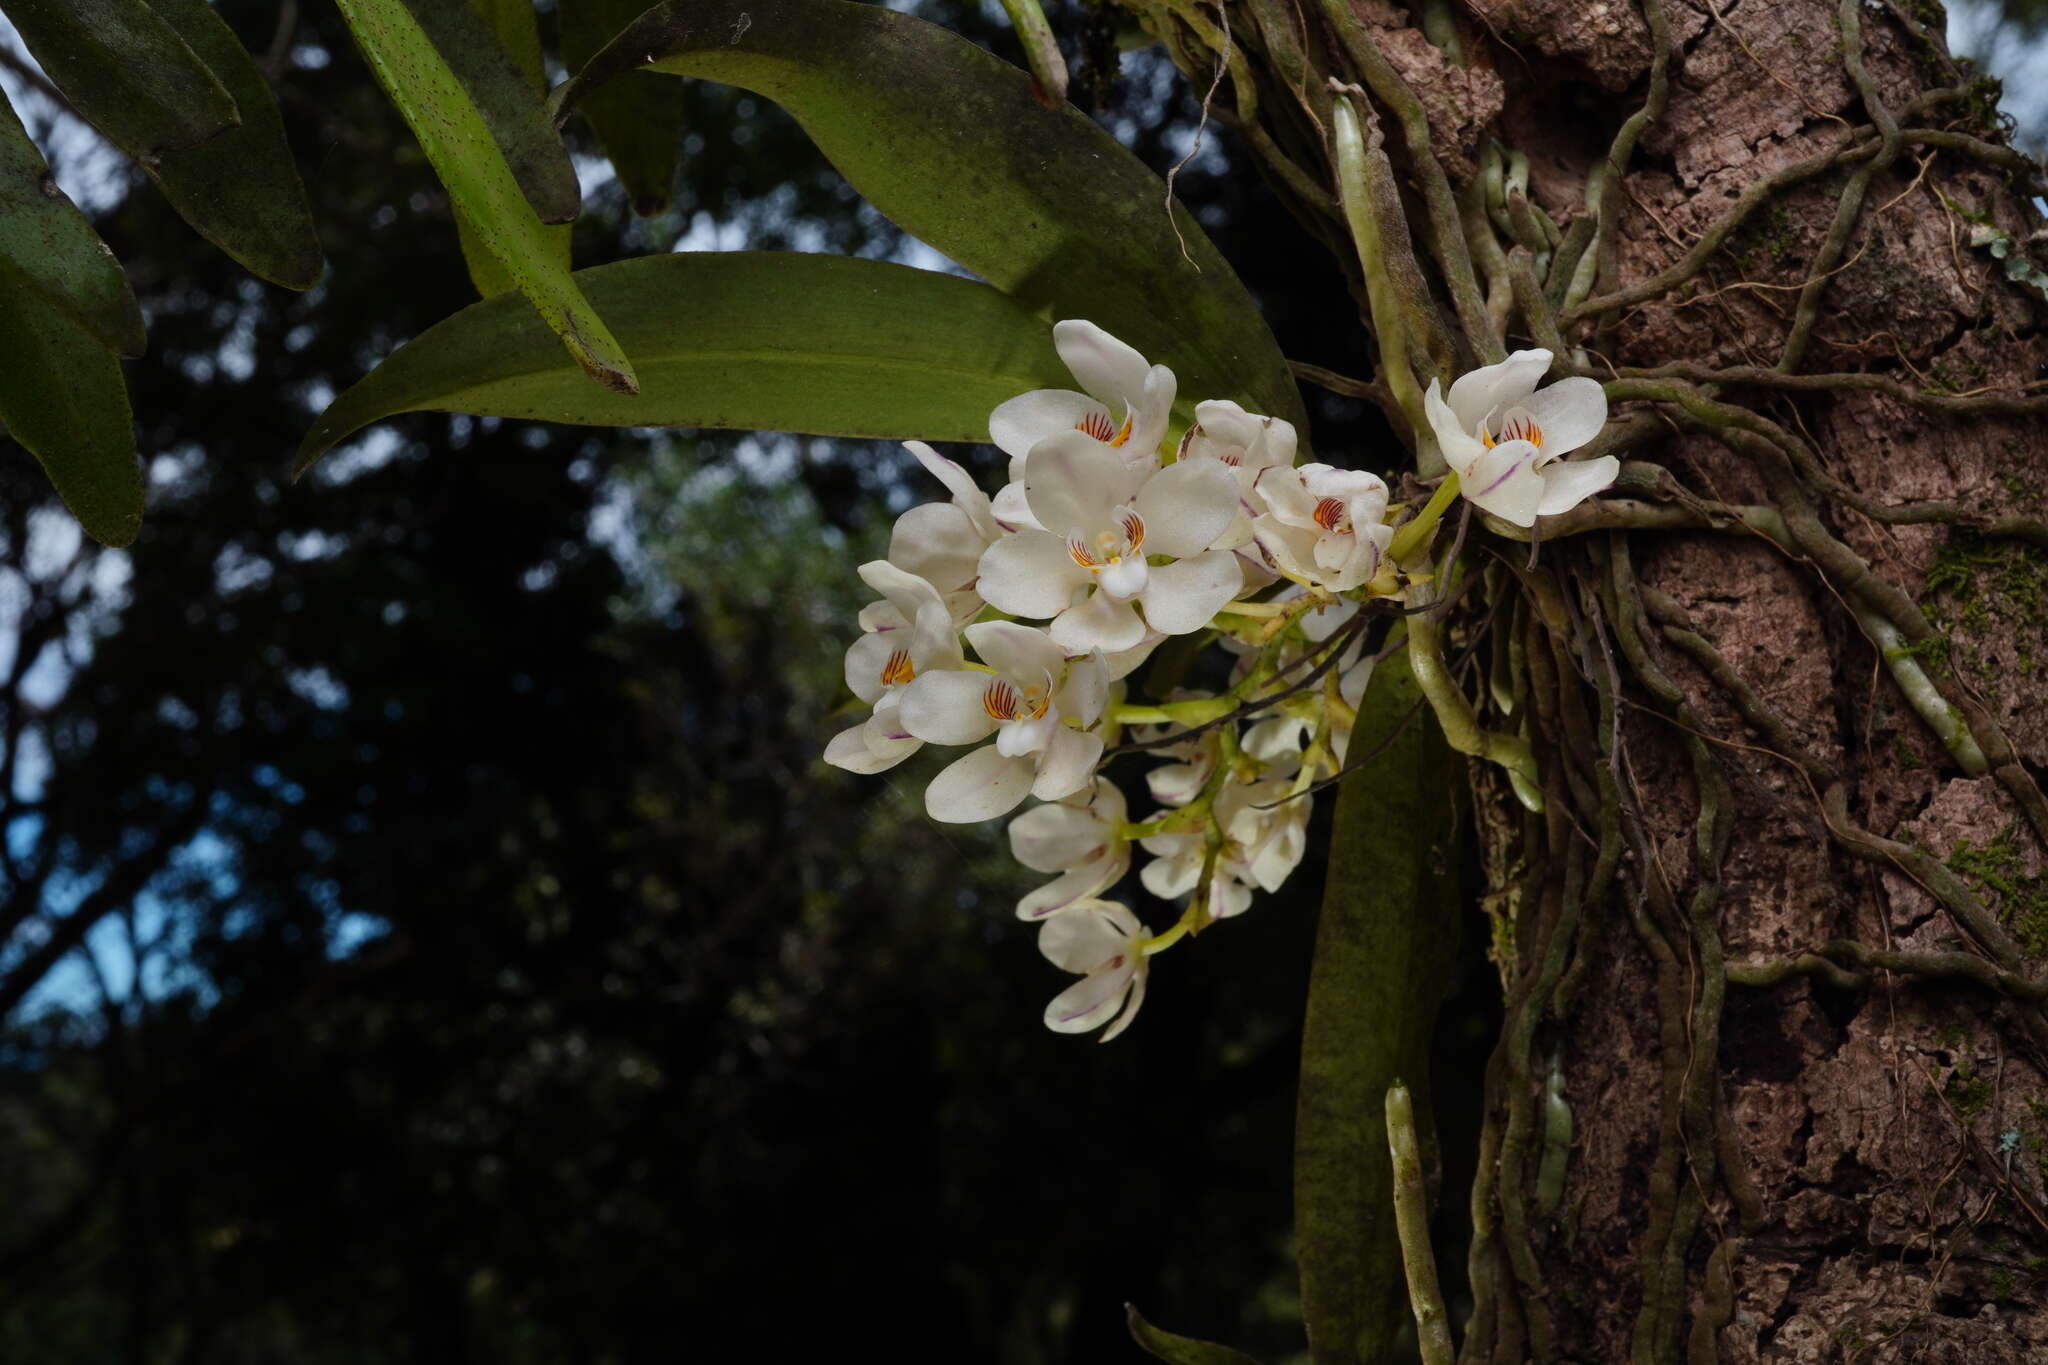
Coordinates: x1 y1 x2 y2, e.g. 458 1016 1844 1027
824 322 1614 1039
2 0 1622 1354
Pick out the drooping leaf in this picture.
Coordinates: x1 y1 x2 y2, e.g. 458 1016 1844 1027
298 252 1071 473
1295 649 1460 1365
0 89 145 356
451 0 569 297
333 0 636 393
137 0 324 289
1126 1304 1266 1365
395 0 580 224
558 0 684 217
0 277 142 548
1 0 238 161
552 0 1305 432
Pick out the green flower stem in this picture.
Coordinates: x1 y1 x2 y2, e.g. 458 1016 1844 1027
1387 471 1462 565
996 0 1067 105
1386 1081 1456 1365
1406 570 1544 810
1109 696 1237 728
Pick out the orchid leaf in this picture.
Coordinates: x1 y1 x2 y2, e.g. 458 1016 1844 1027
395 0 580 224
0 88 146 357
552 0 1305 432
559 0 684 217
334 0 636 394
298 252 1071 473
138 0 323 289
0 277 142 548
1295 649 1459 1364
1 0 238 160
451 0 569 297
1126 1304 1266 1365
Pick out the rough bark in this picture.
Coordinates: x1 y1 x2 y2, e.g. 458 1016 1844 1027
1122 0 2048 1358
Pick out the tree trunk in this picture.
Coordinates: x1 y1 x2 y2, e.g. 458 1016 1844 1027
1120 0 2048 1358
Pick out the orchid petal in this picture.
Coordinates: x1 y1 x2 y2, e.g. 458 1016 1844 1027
989 389 1101 460
924 742 1036 822
990 480 1040 532
1010 802 1116 872
1039 897 1141 968
1044 965 1135 1034
1461 438 1548 528
857 559 947 621
844 631 901 705
1140 847 1201 899
1536 455 1622 517
1097 962 1149 1041
977 531 1089 618
823 721 918 774
1446 348 1551 432
1053 320 1151 409
1516 377 1608 456
1130 364 1176 454
887 503 984 592
903 440 1000 541
1032 725 1104 801
1425 378 1490 478
1250 520 1316 585
1054 648 1110 725
966 619 1068 682
1136 459 1240 557
1051 590 1147 654
1140 550 1243 635
1024 431 1131 537
899 670 1002 745
1017 853 1127 919
1253 464 1317 525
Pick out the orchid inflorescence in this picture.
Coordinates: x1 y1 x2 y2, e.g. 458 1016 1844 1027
826 322 1617 1041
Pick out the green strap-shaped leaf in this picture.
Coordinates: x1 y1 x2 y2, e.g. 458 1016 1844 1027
559 0 684 217
1295 650 1460 1365
395 0 580 224
138 0 324 290
297 252 1072 472
0 278 142 548
334 0 636 394
0 90 145 357
1 0 237 160
1126 1304 1266 1365
553 0 1305 432
452 0 569 297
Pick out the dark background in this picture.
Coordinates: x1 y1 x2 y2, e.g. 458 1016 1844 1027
5 0 2028 1360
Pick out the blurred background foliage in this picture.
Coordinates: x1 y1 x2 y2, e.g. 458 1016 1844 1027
0 1 2032 1362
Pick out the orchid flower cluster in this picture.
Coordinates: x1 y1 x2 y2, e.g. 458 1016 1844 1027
826 322 1616 1041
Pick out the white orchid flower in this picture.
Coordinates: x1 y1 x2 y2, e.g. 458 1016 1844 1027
1175 399 1298 550
1039 898 1150 1040
1250 463 1394 592
824 563 965 775
870 441 1003 628
1423 348 1618 527
991 320 1175 465
976 433 1245 654
1141 722 1222 808
897 620 1109 823
1139 776 1305 917
988 322 1175 531
1008 780 1129 920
